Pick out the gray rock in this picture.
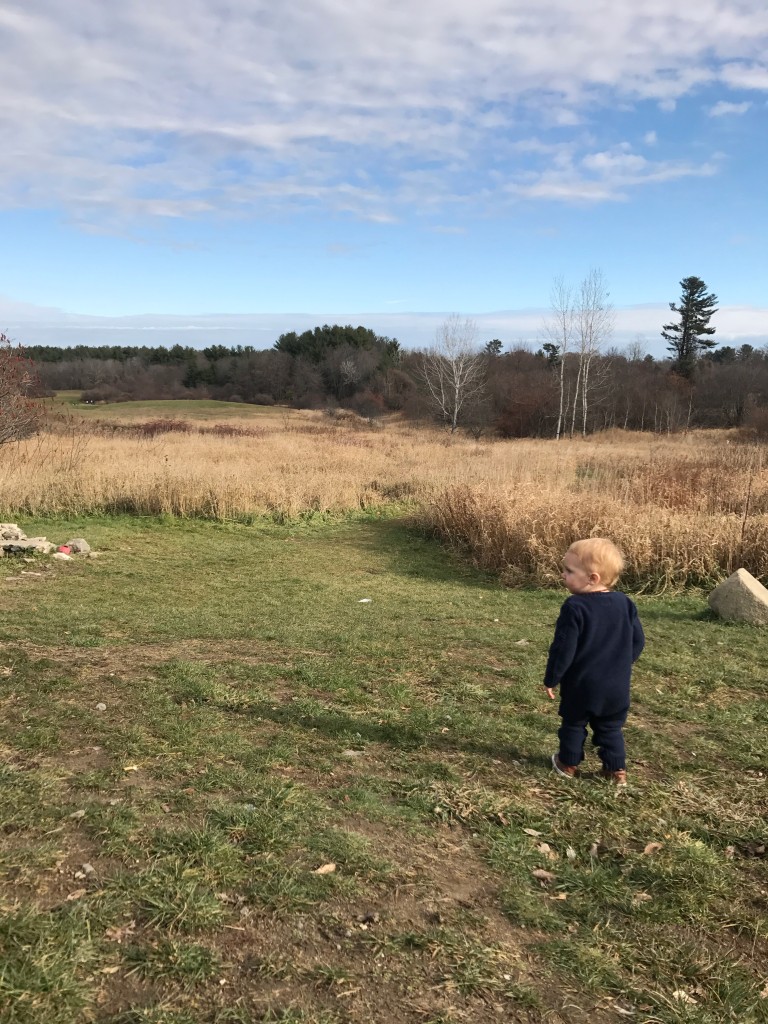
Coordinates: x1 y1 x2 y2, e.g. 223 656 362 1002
708 568 768 626
66 538 91 554
0 524 25 541
1 538 54 554
27 538 55 554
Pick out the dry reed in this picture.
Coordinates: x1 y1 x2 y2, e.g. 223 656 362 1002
421 483 768 592
2 410 765 588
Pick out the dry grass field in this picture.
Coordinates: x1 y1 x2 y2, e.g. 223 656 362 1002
3 398 767 590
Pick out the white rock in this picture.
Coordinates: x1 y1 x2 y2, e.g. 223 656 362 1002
52 552 73 561
0 524 25 541
66 538 91 554
708 568 768 626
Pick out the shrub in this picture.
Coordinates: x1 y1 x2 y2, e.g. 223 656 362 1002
199 424 265 438
135 419 193 437
80 386 130 404
0 334 42 445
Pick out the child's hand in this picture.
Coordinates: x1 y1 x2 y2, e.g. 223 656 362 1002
544 687 556 700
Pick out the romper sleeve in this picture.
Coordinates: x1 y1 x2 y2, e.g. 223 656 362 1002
544 600 581 689
631 601 645 662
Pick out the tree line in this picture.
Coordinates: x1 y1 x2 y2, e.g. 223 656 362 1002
5 276 768 441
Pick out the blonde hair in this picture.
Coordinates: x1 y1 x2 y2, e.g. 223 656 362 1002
567 538 625 587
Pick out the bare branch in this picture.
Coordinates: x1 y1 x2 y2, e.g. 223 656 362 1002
417 315 487 432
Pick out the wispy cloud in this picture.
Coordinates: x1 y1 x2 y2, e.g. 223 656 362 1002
506 143 718 203
720 62 768 90
0 1 765 225
708 100 752 117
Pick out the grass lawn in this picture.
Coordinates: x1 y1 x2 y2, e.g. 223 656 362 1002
49 394 282 421
1 514 766 1024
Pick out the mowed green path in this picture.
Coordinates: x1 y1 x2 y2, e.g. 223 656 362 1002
1 517 766 1024
50 393 279 421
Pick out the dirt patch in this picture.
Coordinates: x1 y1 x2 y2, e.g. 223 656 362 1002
5 637 327 679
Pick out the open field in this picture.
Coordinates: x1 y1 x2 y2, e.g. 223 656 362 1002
1 515 767 1024
50 394 282 422
3 398 768 588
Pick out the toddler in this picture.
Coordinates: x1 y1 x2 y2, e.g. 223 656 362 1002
544 538 644 785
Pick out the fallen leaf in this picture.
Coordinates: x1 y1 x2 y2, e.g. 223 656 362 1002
589 842 600 858
565 846 577 860
643 842 664 856
759 983 768 999
98 966 120 975
312 863 337 875
672 990 696 1004
104 921 136 943
549 892 568 900
523 828 542 837
66 889 87 901
122 765 139 773
537 842 558 861
724 845 735 859
68 809 86 820
531 868 556 883
632 892 653 904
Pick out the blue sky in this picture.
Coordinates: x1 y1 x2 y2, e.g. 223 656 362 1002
1 0 766 353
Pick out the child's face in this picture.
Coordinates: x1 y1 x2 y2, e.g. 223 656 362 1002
561 552 599 594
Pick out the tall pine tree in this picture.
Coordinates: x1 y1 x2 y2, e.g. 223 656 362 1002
661 276 718 377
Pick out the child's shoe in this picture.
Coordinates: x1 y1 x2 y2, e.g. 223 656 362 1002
551 753 579 778
601 767 627 786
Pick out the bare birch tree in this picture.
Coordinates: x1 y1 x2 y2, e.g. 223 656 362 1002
574 268 615 437
543 276 575 440
417 315 486 433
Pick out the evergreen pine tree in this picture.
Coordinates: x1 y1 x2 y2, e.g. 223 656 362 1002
661 276 718 377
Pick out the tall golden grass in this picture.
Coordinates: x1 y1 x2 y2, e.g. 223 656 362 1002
421 437 768 590
2 408 766 588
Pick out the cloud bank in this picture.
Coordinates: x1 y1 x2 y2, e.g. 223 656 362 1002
1 1 767 225
3 295 766 355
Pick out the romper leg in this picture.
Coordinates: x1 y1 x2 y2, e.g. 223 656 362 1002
590 713 628 772
557 717 589 767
